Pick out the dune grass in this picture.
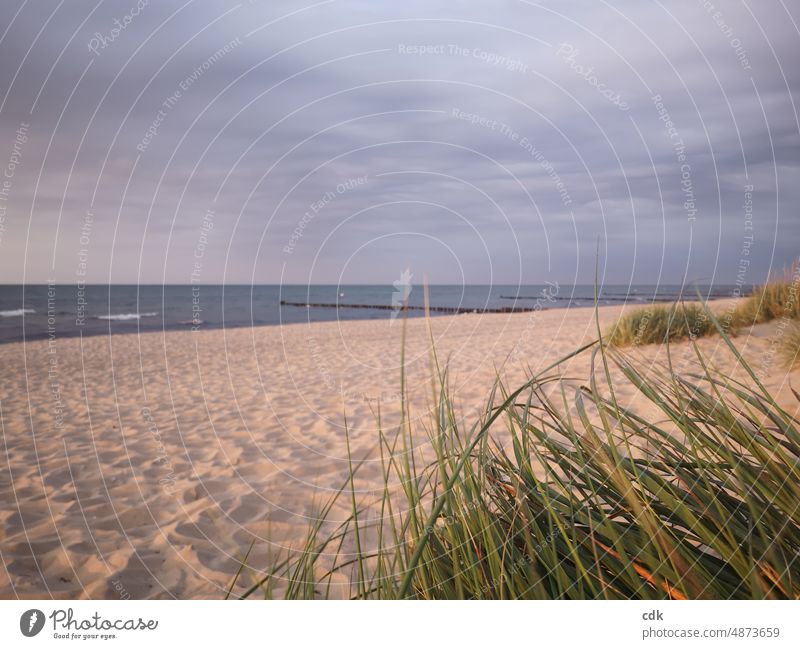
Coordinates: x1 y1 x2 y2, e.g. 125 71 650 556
232 305 800 600
608 262 800 348
606 303 715 347
731 263 800 328
780 323 800 370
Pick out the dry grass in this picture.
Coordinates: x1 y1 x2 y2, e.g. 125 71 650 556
608 261 800 348
731 262 800 328
780 322 800 369
606 303 716 347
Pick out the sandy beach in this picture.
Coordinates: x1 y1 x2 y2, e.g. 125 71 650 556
1 301 798 599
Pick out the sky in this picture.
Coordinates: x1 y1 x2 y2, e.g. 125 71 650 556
0 0 798 286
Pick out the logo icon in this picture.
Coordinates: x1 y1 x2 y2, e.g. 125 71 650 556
391 268 413 321
20 609 45 637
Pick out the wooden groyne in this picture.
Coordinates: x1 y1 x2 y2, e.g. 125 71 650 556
279 300 538 314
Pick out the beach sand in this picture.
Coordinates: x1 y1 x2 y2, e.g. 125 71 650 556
1 300 798 599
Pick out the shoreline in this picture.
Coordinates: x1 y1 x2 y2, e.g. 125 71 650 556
0 293 741 347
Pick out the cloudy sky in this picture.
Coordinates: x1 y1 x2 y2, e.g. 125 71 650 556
0 0 798 286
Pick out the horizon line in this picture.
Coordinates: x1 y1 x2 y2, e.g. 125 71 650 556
0 281 739 287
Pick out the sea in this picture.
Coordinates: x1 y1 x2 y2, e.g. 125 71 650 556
0 284 748 344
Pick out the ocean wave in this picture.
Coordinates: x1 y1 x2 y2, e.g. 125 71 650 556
96 312 159 321
0 308 35 317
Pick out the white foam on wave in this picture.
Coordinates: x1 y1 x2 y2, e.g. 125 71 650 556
0 308 35 317
96 312 159 321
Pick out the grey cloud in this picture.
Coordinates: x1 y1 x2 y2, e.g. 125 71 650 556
0 0 797 285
